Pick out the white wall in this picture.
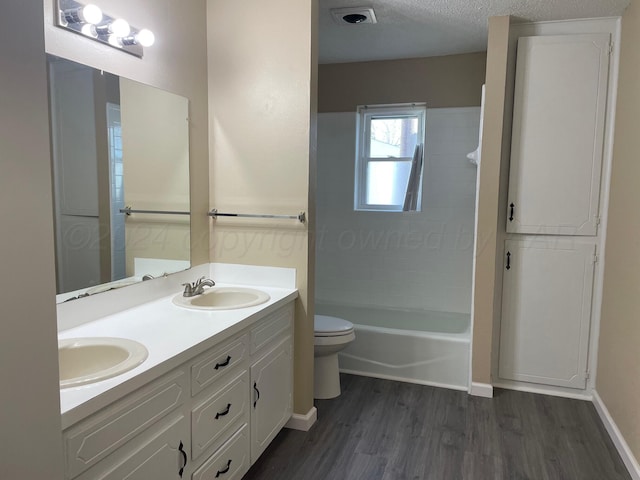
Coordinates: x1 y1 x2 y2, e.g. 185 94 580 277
316 108 480 314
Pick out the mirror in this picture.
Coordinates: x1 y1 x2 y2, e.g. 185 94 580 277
47 55 191 302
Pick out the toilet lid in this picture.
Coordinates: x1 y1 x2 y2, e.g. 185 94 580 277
314 315 354 336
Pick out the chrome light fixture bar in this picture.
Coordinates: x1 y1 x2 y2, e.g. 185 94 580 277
56 0 155 58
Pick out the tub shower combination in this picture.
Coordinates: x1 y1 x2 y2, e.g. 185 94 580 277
315 106 481 392
316 304 471 390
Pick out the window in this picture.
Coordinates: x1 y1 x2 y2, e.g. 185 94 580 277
355 103 426 212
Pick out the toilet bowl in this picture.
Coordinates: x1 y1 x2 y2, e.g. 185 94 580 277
314 315 355 399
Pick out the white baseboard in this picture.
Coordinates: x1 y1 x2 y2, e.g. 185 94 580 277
285 407 317 432
592 391 640 480
469 382 493 398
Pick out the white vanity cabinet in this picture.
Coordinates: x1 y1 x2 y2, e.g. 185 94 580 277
62 301 294 480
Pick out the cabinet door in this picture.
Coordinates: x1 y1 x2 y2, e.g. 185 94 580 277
507 34 610 236
75 414 189 480
250 336 293 463
499 239 595 389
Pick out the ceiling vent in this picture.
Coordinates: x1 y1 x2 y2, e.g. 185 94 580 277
330 7 377 25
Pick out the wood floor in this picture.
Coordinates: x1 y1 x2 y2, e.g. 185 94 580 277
244 374 630 480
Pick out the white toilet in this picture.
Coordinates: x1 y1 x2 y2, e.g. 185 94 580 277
314 315 355 399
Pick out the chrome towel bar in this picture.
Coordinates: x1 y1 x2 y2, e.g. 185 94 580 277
119 207 190 216
208 209 306 223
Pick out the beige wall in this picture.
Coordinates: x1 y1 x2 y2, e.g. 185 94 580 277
121 79 191 274
44 0 210 266
0 1 64 477
207 0 317 414
318 52 486 113
472 16 511 385
596 0 640 461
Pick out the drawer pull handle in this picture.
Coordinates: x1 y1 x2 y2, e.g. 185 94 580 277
178 441 187 478
215 459 232 477
215 403 232 419
214 356 231 370
253 381 260 408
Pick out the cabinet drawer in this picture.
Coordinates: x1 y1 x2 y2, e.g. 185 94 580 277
192 370 250 460
192 334 248 396
192 424 250 480
65 369 187 479
250 304 293 355
75 413 188 480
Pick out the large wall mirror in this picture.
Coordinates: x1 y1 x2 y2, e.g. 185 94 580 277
47 55 191 302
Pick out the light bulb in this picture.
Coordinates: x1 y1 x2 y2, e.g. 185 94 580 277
80 4 102 25
61 4 102 25
108 34 123 48
81 24 98 38
135 29 155 47
110 18 130 37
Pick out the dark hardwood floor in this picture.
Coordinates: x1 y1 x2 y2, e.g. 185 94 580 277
244 374 630 480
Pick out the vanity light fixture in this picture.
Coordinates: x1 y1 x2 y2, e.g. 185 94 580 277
56 0 155 58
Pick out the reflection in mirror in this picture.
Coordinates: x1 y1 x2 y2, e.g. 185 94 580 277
47 55 191 302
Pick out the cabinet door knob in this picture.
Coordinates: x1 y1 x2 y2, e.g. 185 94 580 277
178 441 187 478
215 403 232 420
214 355 231 370
215 459 232 477
253 381 260 408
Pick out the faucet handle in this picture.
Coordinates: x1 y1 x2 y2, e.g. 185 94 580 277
182 282 195 297
194 276 206 287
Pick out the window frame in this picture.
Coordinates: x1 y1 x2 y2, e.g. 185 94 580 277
354 103 427 212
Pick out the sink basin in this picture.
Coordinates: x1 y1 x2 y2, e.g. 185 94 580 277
173 287 270 311
59 337 148 388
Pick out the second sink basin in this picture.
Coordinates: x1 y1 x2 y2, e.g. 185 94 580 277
59 337 148 389
173 287 270 311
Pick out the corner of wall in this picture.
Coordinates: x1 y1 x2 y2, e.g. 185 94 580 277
471 15 511 385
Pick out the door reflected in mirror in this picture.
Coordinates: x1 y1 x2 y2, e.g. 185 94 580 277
47 55 190 301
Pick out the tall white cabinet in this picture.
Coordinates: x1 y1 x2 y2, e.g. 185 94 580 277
498 29 614 391
506 34 610 236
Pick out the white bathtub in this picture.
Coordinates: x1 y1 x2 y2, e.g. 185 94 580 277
316 303 471 391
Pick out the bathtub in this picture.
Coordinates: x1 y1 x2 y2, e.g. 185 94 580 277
316 303 471 391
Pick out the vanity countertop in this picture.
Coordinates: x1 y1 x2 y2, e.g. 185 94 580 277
59 280 297 429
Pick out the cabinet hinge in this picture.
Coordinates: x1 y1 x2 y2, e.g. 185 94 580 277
609 43 614 55
585 371 591 380
593 253 599 264
595 216 601 226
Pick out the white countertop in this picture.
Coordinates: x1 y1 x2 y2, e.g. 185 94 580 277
58 264 298 429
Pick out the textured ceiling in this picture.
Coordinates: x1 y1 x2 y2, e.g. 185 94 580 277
319 0 630 64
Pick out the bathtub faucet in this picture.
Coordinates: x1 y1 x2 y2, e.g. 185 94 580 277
182 277 215 297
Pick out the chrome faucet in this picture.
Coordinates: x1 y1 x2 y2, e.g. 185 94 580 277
182 277 215 297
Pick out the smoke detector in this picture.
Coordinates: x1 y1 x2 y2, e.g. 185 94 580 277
330 7 377 25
